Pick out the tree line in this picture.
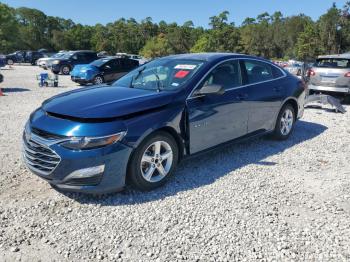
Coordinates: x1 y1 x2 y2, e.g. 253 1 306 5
0 1 350 60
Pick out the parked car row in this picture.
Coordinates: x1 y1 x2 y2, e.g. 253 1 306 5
5 50 52 65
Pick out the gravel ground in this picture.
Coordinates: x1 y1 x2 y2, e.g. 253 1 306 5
0 65 350 261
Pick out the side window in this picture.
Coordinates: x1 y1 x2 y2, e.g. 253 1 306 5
103 60 114 70
110 60 120 70
199 60 242 91
121 59 138 70
271 65 284 78
76 53 87 61
243 60 274 84
85 53 97 61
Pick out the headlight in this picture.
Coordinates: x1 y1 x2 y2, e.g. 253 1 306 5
80 69 87 73
52 60 60 65
60 132 126 150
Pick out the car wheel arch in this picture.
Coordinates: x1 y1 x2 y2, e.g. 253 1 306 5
125 126 185 186
129 126 185 163
282 98 298 120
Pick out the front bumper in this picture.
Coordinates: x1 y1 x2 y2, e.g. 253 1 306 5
23 135 133 194
308 84 350 94
71 76 92 85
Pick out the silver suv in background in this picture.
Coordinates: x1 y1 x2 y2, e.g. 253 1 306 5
308 54 350 97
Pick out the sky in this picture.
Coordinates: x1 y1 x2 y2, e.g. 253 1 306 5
1 0 347 27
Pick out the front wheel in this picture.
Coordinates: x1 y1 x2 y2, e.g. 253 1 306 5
7 59 14 65
60 65 70 75
272 104 295 140
93 75 104 85
128 132 179 191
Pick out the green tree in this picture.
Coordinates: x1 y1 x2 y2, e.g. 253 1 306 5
296 24 321 60
317 3 341 54
140 34 173 58
0 3 19 53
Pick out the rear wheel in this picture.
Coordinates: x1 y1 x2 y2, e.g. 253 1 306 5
272 104 295 140
128 132 178 191
60 65 70 75
93 75 104 85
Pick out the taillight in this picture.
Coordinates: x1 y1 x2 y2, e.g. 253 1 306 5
307 69 316 77
344 72 350 77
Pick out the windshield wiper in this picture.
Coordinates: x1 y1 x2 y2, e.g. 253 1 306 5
152 69 163 92
130 67 146 88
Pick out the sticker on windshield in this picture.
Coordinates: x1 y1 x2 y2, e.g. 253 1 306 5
175 70 190 78
174 64 197 70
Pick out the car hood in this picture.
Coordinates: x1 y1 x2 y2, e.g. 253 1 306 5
71 64 99 77
42 86 175 119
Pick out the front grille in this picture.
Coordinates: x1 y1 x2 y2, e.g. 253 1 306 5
23 133 61 176
31 127 65 140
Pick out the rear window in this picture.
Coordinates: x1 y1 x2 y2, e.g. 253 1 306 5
315 58 350 68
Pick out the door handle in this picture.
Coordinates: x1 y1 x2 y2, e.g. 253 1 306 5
236 93 248 100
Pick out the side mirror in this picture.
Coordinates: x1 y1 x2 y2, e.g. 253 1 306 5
196 84 225 96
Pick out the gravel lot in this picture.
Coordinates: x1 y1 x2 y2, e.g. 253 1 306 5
0 65 350 261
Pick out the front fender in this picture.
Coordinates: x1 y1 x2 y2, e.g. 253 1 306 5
123 104 185 149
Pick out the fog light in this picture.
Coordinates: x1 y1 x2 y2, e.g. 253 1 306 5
64 165 105 180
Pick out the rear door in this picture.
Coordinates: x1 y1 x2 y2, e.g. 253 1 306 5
241 59 286 133
187 59 249 154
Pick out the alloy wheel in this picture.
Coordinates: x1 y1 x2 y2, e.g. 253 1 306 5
280 108 294 136
94 76 103 85
140 141 173 183
62 66 70 75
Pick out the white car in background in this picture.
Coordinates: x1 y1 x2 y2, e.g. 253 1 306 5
116 53 149 65
37 51 66 69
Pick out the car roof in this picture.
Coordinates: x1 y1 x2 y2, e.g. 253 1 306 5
163 53 268 62
71 50 96 53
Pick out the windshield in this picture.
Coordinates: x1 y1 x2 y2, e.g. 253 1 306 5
113 58 205 91
315 58 350 68
52 53 65 58
60 52 75 59
91 58 111 67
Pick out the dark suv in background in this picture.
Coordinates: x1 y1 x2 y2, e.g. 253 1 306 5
25 51 45 65
49 50 98 75
5 51 26 65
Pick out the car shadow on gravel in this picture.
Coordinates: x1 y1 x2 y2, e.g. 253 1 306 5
64 120 327 206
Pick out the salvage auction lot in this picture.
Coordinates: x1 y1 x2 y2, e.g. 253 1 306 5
0 65 350 261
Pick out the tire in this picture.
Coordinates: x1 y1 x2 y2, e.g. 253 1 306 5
128 131 179 191
272 104 295 140
93 75 104 85
60 65 71 75
7 59 14 66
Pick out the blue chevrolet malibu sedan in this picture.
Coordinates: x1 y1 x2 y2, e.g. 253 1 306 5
23 53 305 194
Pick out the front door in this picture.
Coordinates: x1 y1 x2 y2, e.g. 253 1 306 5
187 60 249 154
